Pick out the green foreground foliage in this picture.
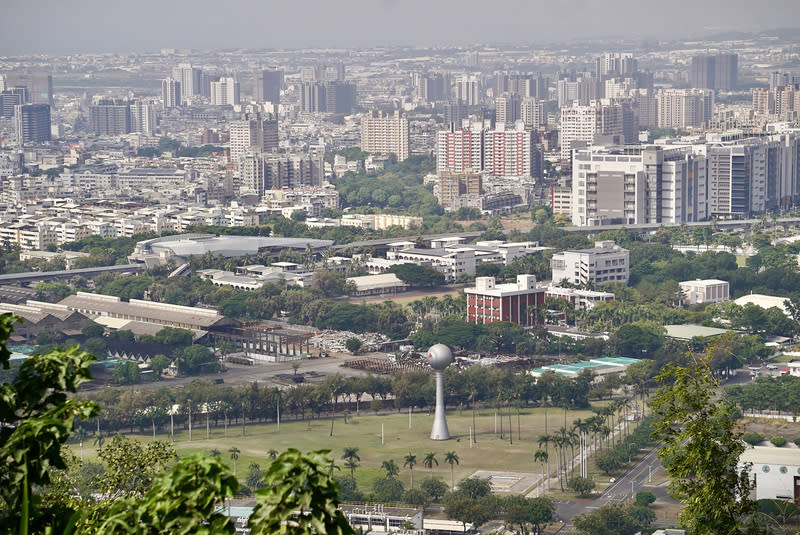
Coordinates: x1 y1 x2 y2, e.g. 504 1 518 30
0 311 355 534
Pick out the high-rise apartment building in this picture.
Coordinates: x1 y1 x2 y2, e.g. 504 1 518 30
4 72 53 106
89 99 131 136
255 69 283 109
229 112 279 165
240 152 324 196
210 77 240 106
559 101 632 160
129 100 156 136
14 104 51 146
161 78 181 109
495 93 521 126
596 53 637 77
520 97 546 128
437 122 541 179
437 127 484 174
360 110 409 161
769 71 800 89
484 123 540 178
753 86 799 119
456 76 480 106
413 72 451 102
172 64 202 98
656 89 714 129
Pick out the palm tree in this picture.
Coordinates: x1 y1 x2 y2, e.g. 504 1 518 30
267 449 279 460
444 451 460 490
423 452 438 476
404 453 417 489
381 459 400 479
533 449 548 497
537 434 552 491
209 448 221 458
343 447 361 487
93 431 108 450
74 426 88 462
229 446 240 477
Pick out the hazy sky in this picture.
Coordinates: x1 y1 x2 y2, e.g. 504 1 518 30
2 0 798 55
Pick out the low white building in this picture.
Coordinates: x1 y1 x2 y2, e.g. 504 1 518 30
346 273 408 297
386 247 476 281
550 240 629 286
680 279 730 305
545 285 615 310
734 294 792 316
740 446 800 503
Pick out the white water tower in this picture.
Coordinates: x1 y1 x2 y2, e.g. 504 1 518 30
428 344 453 440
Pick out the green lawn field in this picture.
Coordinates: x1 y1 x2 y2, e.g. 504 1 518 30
76 406 602 491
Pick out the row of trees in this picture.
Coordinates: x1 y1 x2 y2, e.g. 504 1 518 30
726 375 800 414
82 365 605 436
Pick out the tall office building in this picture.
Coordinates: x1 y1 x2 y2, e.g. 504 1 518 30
14 104 51 146
443 100 466 129
715 54 738 91
229 112 279 165
360 110 409 161
172 64 202 98
300 81 355 114
4 72 53 106
161 78 181 109
89 99 131 136
414 72 450 102
255 69 283 109
571 145 708 226
129 100 156 136
0 89 25 117
656 89 714 128
210 77 240 106
324 81 356 114
495 93 521 126
690 54 738 91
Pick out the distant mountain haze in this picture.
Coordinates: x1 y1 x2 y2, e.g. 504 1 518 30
1 0 798 54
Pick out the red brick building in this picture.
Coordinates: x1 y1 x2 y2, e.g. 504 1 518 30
465 275 545 326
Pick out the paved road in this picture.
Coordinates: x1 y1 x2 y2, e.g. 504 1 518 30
555 448 665 531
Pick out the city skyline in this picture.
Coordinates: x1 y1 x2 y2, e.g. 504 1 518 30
1 0 799 55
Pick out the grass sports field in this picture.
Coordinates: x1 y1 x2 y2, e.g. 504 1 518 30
76 406 603 491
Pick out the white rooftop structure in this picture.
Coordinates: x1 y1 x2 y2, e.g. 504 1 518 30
734 294 791 316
